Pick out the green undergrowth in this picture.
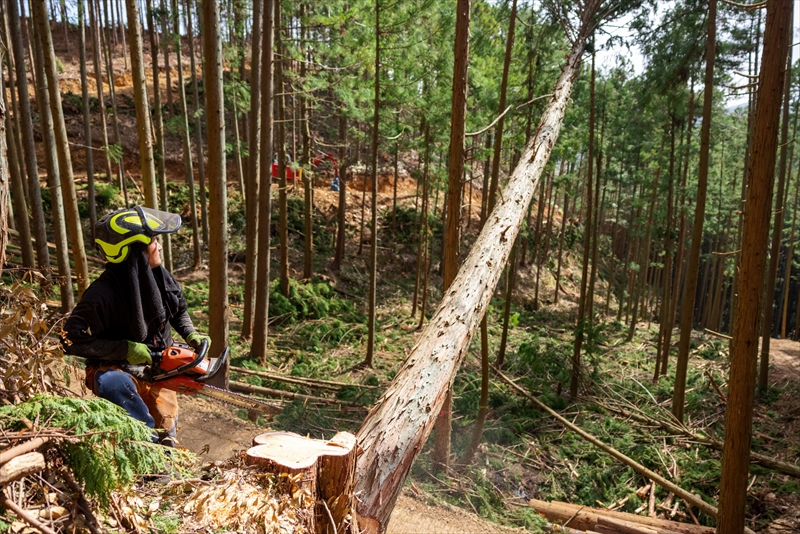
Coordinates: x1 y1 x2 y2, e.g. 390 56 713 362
0 395 196 506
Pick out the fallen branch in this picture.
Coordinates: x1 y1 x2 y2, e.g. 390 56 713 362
229 366 379 391
229 381 365 408
494 368 747 529
0 452 45 485
596 398 800 479
0 490 57 534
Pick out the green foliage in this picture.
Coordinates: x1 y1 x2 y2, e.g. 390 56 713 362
0 395 195 505
106 143 124 164
268 278 364 326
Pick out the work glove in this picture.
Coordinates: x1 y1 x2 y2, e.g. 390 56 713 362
186 332 211 351
126 341 153 366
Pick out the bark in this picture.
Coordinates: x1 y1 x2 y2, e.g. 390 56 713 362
251 0 274 365
411 122 429 318
717 1 791 529
0 74 8 274
203 0 229 383
172 0 200 268
355 4 599 528
554 189 569 305
759 32 792 392
672 0 716 423
781 146 798 338
655 120 676 381
160 0 174 119
531 173 547 307
364 0 380 367
99 0 127 203
628 158 660 342
32 0 90 296
242 0 262 338
605 183 622 316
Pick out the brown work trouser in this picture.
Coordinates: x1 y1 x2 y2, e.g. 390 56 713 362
85 364 179 441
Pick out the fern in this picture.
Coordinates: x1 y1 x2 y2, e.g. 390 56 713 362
0 395 196 505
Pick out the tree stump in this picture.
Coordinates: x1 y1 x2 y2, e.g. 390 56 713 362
246 431 358 534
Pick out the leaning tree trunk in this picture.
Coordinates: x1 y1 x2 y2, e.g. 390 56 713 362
124 0 158 208
672 0 716 423
32 0 90 296
203 0 229 383
355 4 601 530
717 1 791 530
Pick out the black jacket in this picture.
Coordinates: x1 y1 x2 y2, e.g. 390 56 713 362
62 252 195 364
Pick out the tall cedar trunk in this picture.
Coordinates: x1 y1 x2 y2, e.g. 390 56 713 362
29 13 73 311
586 113 606 322
251 0 274 365
605 183 622 315
161 0 173 119
124 0 157 208
662 86 694 376
172 0 200 268
554 189 569 305
759 31 792 392
116 0 127 69
363 0 380 367
301 4 313 280
99 0 127 204
276 0 289 298
332 112 347 271
186 0 209 245
145 0 173 270
434 0 470 472
628 159 661 341
2 1 25 239
412 123 431 320
203 0 229 382
8 0 43 270
570 50 595 398
32 0 90 296
656 120 676 380
672 0 716 423
620 186 639 322
242 0 262 338
416 127 432 331
0 76 7 272
78 0 96 235
781 113 798 337
89 0 113 184
355 4 600 528
392 115 399 230
358 126 368 256
717 1 791 529
531 173 548 309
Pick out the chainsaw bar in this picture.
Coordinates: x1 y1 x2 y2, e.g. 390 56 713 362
199 384 283 416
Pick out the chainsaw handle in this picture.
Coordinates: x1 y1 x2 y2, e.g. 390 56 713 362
150 339 209 382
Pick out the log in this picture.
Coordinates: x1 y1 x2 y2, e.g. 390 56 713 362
246 430 358 534
0 437 49 465
230 365 380 391
528 500 714 534
0 452 45 486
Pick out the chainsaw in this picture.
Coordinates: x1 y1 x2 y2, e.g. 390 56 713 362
122 340 283 417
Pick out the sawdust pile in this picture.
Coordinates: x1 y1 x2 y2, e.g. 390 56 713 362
172 461 315 534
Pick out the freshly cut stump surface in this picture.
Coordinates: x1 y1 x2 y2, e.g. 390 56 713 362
246 431 358 534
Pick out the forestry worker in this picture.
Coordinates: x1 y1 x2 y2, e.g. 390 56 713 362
61 206 210 446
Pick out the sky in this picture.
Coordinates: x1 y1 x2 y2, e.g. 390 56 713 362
595 2 800 109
